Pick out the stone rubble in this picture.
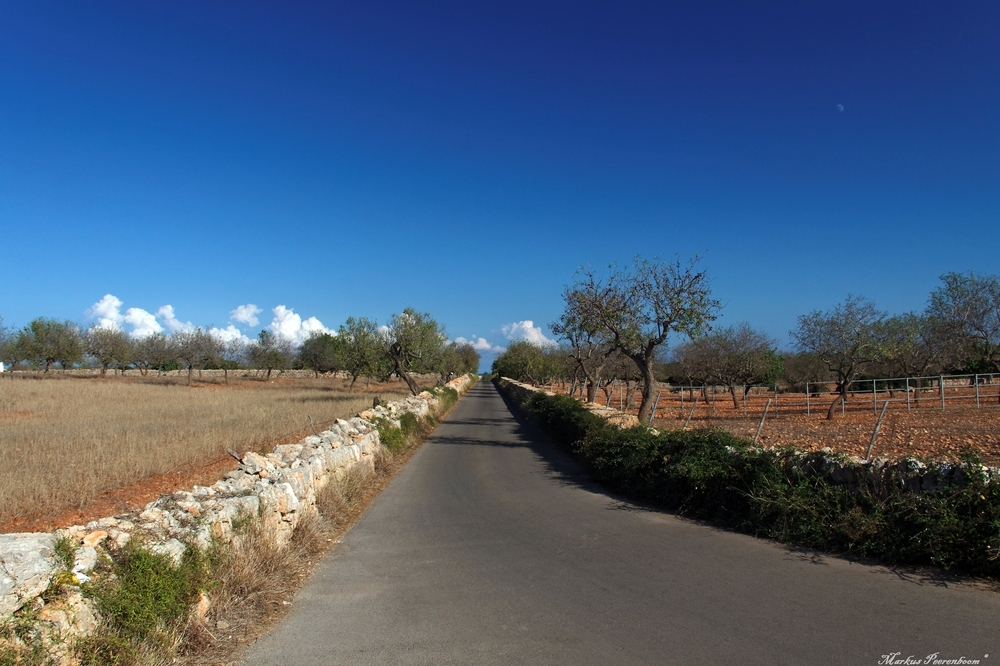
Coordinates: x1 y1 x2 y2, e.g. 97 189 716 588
0 374 474 657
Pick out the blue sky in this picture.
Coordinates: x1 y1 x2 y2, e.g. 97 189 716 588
2 1 998 366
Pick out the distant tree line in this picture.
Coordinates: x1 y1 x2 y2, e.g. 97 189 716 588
0 307 479 395
493 259 1000 421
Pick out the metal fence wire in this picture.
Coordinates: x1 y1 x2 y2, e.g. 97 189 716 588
556 373 1000 421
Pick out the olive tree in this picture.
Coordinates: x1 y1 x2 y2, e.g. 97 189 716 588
437 342 479 383
339 317 390 387
384 308 445 395
298 332 343 378
566 256 720 423
791 295 886 419
491 340 562 385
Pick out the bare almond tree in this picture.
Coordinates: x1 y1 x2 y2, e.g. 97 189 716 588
567 256 720 423
172 328 223 385
791 295 886 419
552 291 617 403
85 326 134 376
673 324 782 409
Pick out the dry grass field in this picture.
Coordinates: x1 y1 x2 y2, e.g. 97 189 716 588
0 373 412 528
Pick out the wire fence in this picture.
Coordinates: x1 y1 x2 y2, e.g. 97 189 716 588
552 373 1000 422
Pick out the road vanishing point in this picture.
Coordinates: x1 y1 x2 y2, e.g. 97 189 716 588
241 382 998 665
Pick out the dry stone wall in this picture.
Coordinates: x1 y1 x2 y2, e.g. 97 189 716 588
0 374 474 653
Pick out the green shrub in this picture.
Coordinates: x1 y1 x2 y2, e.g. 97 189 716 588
85 543 207 642
399 412 420 439
426 386 459 412
375 417 406 453
54 536 76 570
522 392 607 448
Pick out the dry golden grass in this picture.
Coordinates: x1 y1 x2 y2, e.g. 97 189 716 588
0 374 410 525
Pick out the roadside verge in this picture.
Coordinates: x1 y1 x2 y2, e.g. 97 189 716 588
0 375 477 665
496 377 1000 580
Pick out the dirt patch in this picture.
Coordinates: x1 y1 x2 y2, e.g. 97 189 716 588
541 383 1000 464
652 406 1000 464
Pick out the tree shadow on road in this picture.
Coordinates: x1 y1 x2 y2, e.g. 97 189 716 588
476 384 1000 594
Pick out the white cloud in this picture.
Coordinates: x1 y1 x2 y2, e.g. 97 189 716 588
209 324 251 345
230 304 262 327
156 305 194 333
124 308 163 338
501 320 556 347
87 294 162 338
455 336 505 353
87 294 125 330
268 305 334 345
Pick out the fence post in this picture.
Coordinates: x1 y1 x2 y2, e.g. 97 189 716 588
939 375 945 410
743 385 747 419
683 396 699 430
905 377 910 412
866 401 891 461
648 390 662 425
607 379 616 408
680 386 684 419
873 379 877 415
569 378 577 398
753 398 772 447
774 384 778 417
976 375 980 408
806 382 810 416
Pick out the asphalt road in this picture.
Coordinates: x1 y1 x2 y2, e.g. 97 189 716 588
241 382 998 666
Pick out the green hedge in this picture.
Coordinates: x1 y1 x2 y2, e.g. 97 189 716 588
513 383 1000 576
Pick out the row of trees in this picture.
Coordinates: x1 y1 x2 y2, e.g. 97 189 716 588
493 257 1000 421
0 308 479 395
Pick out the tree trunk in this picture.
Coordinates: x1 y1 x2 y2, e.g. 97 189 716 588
391 355 420 396
635 358 657 424
730 386 740 410
586 375 601 403
187 366 193 385
826 383 847 419
400 368 420 396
